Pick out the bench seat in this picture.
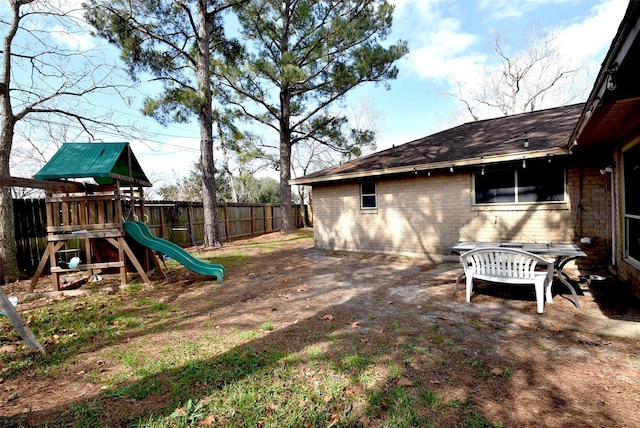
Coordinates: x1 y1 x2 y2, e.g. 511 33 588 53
460 247 555 313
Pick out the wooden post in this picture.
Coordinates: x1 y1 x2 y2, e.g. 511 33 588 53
224 205 230 241
84 236 93 279
138 187 145 220
49 241 61 291
116 236 127 285
29 241 63 292
186 204 195 241
0 288 46 354
250 205 255 236
160 207 166 240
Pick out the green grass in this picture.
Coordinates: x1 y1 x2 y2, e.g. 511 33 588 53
260 321 274 331
0 229 502 427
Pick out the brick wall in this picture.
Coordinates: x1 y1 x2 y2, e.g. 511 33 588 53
312 163 609 267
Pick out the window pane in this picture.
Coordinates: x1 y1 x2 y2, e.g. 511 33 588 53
362 195 376 208
361 182 376 208
624 144 640 216
361 182 376 195
628 217 640 261
475 170 515 204
518 165 565 202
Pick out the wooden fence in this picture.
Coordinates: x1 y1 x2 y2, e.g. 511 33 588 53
13 199 310 276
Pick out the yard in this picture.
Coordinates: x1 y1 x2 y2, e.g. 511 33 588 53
1 229 640 427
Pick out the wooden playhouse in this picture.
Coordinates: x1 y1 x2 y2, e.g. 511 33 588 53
29 142 163 291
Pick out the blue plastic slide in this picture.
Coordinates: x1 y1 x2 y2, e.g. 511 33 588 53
123 221 224 281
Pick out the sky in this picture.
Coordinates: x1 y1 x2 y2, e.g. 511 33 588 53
5 0 631 195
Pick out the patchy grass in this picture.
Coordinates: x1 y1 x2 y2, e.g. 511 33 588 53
2 228 636 427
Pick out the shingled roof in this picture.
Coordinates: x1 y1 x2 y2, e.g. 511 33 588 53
291 103 584 185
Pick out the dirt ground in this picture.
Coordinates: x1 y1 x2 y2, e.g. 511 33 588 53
2 230 640 427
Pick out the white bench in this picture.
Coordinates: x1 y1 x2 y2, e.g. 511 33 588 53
460 247 555 313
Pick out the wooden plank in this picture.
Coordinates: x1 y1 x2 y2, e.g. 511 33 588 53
46 224 122 234
108 171 152 187
97 200 106 224
49 239 61 291
0 174 86 193
78 199 87 225
46 200 54 228
46 194 116 203
29 241 64 292
0 288 46 354
61 200 70 227
50 261 125 272
117 236 127 285
84 235 93 278
106 199 115 224
107 237 151 285
87 199 97 224
224 205 230 241
148 248 167 279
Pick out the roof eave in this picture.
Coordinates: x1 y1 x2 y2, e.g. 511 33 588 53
569 2 640 147
290 148 569 185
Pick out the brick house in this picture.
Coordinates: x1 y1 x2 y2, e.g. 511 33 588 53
291 104 607 264
291 1 640 296
570 1 640 296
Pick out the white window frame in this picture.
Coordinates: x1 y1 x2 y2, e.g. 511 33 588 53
360 182 377 210
623 141 640 267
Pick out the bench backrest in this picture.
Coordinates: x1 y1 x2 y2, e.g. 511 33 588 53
460 247 554 284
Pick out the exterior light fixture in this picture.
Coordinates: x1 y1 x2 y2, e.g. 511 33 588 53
450 165 454 173
606 73 616 91
522 158 527 169
523 138 529 148
481 164 485 175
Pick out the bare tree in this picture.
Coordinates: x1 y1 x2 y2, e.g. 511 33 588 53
0 0 137 282
443 27 586 122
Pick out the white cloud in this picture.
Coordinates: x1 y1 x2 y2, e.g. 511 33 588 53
394 0 628 83
554 0 628 62
391 2 486 80
49 24 96 51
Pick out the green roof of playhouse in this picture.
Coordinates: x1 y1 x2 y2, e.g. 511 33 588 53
34 142 151 187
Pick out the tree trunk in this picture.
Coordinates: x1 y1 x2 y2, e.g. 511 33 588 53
278 0 293 233
0 110 17 284
0 168 17 284
279 111 292 232
0 1 20 283
197 0 220 247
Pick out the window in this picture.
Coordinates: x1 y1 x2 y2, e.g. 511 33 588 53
361 182 377 209
624 143 640 263
474 164 565 205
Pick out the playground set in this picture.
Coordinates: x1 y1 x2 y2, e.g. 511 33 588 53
27 142 224 292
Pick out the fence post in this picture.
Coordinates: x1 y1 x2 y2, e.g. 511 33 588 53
224 205 229 241
250 205 254 236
